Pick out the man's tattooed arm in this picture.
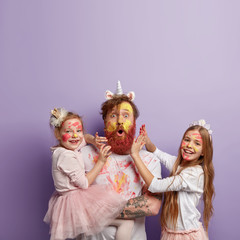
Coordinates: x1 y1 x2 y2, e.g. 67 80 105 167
119 187 162 219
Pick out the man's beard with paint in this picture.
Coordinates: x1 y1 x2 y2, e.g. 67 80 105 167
105 123 136 155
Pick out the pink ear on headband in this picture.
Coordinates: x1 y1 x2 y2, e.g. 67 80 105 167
127 91 135 101
105 90 114 100
105 81 135 101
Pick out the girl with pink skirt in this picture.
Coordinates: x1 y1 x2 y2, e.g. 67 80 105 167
44 108 133 240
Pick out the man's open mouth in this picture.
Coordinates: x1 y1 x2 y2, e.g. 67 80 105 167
117 129 124 137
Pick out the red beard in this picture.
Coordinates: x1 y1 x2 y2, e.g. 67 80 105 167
105 123 136 155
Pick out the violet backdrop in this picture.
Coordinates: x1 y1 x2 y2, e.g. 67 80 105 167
1 1 239 239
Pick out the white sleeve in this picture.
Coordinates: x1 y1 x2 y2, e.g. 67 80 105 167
57 151 89 189
153 148 177 172
148 166 204 194
147 153 162 178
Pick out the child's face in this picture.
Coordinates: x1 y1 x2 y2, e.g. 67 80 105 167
181 130 203 163
59 118 83 151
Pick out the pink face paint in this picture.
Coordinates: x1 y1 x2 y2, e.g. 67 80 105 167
62 133 71 142
72 122 80 127
182 152 190 160
191 133 203 142
181 141 188 150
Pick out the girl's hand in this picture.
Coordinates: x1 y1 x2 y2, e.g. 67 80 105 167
140 124 151 146
140 124 156 153
98 144 112 163
94 132 108 149
131 133 146 157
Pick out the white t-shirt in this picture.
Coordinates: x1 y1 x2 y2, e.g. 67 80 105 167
148 148 204 231
81 145 161 240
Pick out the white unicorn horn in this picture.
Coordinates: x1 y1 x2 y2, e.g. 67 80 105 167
116 81 123 95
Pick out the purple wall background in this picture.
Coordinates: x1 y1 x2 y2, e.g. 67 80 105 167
1 1 239 239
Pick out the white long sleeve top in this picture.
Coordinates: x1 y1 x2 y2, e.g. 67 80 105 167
148 148 204 231
51 139 88 193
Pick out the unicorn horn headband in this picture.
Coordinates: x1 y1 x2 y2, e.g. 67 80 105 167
105 81 135 101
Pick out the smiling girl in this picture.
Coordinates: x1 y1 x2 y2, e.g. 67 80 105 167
130 120 215 240
44 108 131 240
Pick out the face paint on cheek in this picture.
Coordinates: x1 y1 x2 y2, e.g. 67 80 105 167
106 121 117 132
62 133 71 142
193 146 199 152
122 120 132 133
181 141 186 149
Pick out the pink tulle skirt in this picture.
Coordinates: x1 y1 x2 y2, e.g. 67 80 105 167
44 184 127 240
161 224 208 240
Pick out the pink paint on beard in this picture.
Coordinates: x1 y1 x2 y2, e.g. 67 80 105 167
62 133 71 142
105 123 136 155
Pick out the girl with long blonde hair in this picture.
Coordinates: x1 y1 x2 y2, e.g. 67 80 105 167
130 120 215 240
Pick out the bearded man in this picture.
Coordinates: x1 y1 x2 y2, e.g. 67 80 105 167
81 82 162 240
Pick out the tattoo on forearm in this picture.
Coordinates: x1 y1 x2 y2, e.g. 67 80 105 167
151 193 163 201
120 195 152 219
120 209 150 219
